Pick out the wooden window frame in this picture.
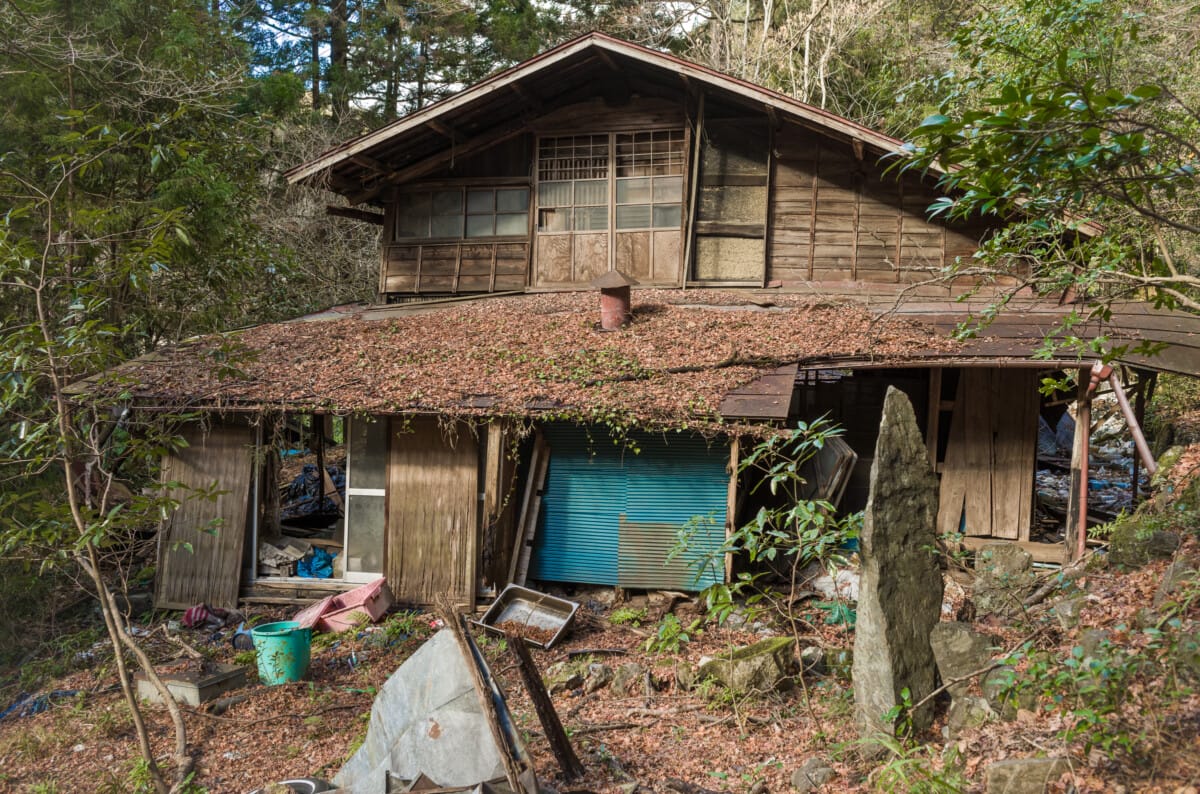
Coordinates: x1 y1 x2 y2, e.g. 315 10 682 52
392 182 531 244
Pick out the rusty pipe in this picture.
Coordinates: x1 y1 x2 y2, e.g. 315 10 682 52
1108 372 1158 477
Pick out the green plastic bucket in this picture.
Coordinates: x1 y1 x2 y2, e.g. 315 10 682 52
251 621 311 685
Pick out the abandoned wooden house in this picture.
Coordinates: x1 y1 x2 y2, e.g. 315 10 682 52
83 33 1200 611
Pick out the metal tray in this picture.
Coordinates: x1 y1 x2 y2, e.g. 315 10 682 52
474 584 580 649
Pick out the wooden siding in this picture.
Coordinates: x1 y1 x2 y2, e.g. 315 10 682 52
385 417 478 606
937 369 1038 540
382 240 529 294
767 121 1005 288
156 422 254 610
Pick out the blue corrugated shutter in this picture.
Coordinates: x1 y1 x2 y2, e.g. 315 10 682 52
529 425 728 591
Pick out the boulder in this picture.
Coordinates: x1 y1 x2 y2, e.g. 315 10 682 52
790 757 834 792
544 661 583 694
1107 518 1180 568
852 387 944 742
929 622 999 698
945 695 996 739
985 757 1069 793
698 636 796 693
973 544 1037 616
612 662 648 696
1153 557 1198 608
582 663 613 694
1051 595 1086 630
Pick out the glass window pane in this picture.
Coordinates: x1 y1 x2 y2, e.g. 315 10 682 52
616 177 652 204
538 208 569 232
538 181 571 207
465 214 494 237
495 212 528 236
497 188 529 213
430 215 462 238
574 206 608 231
394 213 428 239
349 418 387 491
432 189 462 215
574 179 608 206
654 176 683 203
653 204 682 228
346 494 384 574
467 190 494 213
616 204 652 229
398 192 430 217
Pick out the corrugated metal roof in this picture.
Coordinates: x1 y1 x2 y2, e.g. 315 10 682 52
530 424 728 591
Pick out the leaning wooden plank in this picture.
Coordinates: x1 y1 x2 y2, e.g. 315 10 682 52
961 369 994 536
156 422 254 610
507 433 545 586
936 376 969 538
514 441 551 587
439 602 529 794
505 629 585 781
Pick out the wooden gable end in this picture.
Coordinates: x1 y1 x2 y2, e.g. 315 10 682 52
764 121 1007 290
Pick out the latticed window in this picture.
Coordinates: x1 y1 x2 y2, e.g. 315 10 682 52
537 131 685 233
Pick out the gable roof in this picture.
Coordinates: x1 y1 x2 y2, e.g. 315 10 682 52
284 32 910 200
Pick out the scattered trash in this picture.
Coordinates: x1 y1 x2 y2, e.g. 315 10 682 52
293 577 394 633
182 604 243 631
333 625 537 794
135 662 247 707
282 463 345 520
297 546 336 579
0 690 81 721
475 584 579 649
231 622 255 651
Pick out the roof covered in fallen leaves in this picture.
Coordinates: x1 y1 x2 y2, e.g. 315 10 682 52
87 290 964 432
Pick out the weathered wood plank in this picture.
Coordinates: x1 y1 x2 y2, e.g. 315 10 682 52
156 422 253 610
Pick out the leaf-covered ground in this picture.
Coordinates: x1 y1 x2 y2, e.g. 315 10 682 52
0 526 1197 794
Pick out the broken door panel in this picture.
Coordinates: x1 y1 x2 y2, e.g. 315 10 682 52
156 422 254 610
386 418 478 605
937 368 1038 540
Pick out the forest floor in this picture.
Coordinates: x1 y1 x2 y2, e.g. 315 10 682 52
0 529 1197 794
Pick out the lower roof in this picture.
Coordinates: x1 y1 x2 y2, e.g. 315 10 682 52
75 290 1198 429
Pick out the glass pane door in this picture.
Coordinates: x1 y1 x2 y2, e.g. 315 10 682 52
345 418 386 582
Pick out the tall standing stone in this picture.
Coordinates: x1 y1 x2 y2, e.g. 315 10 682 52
853 386 944 743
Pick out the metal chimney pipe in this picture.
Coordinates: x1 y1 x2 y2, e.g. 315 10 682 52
591 270 638 331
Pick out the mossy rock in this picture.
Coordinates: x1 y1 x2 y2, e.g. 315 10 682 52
1107 514 1181 568
698 636 797 693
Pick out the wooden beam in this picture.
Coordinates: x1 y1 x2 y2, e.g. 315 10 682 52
1065 369 1091 562
348 122 531 206
505 633 585 781
726 437 739 582
925 367 942 466
959 537 1067 565
349 153 389 173
427 119 456 140
325 204 384 224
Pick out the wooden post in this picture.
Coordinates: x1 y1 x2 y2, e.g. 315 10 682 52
1131 374 1142 503
726 437 739 582
505 631 585 781
925 367 942 467
1065 369 1091 562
